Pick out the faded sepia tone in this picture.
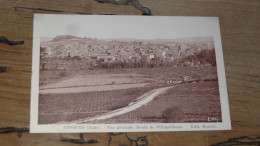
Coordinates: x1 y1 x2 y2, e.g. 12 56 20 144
1 0 259 145
38 35 221 124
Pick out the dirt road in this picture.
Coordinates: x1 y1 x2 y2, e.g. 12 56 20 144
72 85 176 124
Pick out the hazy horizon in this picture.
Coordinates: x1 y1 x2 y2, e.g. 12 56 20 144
40 35 214 43
35 14 220 40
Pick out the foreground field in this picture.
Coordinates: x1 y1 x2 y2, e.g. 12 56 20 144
38 66 220 124
39 86 158 124
94 81 222 123
75 86 175 124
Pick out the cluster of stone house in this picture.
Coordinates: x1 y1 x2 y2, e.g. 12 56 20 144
40 37 214 70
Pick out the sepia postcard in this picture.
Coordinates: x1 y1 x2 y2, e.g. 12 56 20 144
30 14 231 133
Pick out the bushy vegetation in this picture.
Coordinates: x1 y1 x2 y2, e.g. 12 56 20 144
162 107 184 122
41 48 216 72
180 49 216 66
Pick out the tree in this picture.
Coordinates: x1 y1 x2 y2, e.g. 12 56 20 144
196 49 216 66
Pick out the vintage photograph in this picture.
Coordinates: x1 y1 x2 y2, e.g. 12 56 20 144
30 14 231 132
39 36 220 124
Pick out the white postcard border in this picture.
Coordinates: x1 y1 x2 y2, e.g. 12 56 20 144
30 14 231 133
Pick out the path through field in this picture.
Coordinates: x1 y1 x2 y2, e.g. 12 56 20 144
71 85 176 124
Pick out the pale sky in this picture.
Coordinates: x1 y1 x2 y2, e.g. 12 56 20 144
34 14 220 40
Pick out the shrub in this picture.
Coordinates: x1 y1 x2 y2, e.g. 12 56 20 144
162 107 184 123
59 71 67 78
196 49 216 66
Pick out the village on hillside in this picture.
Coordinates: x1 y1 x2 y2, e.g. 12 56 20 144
38 35 221 124
40 35 216 71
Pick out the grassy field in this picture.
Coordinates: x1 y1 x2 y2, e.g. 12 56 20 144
38 66 220 124
96 81 222 124
40 66 217 86
39 86 158 124
40 73 152 89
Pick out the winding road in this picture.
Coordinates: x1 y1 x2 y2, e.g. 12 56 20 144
72 85 176 124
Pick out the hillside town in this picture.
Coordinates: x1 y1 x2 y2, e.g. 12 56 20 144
40 35 215 70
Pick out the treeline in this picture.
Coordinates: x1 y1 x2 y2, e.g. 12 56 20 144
92 59 168 69
93 49 217 69
179 49 216 66
41 49 216 70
